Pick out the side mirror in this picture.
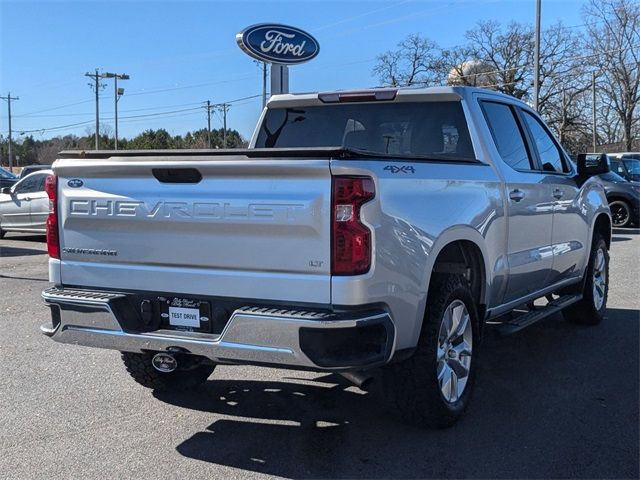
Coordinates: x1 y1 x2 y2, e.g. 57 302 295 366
577 153 610 176
1 187 12 195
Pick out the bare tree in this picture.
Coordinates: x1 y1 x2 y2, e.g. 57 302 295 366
584 0 640 151
464 21 534 99
537 24 589 113
372 34 440 87
596 101 624 145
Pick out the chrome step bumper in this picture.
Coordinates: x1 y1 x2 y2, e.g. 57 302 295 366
41 287 395 371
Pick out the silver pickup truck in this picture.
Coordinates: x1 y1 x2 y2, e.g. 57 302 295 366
41 86 611 428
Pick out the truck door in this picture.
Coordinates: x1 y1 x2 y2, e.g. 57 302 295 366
2 174 41 229
518 108 589 286
480 100 554 303
25 173 49 230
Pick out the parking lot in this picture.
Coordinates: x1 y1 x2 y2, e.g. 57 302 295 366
1 230 638 479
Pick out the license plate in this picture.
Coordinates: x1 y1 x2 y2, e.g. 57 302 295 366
158 297 211 332
169 306 200 327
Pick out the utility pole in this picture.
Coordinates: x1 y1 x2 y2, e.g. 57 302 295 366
102 72 130 150
533 0 541 110
262 62 267 108
85 69 106 150
0 93 18 172
204 100 213 148
219 103 230 148
592 71 597 152
96 71 131 150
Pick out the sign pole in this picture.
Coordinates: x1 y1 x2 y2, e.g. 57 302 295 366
270 64 289 95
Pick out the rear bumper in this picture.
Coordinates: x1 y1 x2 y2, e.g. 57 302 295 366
41 287 395 371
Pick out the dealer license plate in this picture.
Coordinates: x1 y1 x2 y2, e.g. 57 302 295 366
169 306 200 327
158 297 211 332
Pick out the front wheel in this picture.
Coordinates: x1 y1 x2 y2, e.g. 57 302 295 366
563 234 609 325
609 200 631 227
383 274 479 428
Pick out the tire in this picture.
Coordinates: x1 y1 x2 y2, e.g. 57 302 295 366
609 200 631 228
121 352 215 392
563 234 609 325
382 274 479 428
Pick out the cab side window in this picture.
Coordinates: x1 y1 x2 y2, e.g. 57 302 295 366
521 110 569 173
481 101 533 171
609 159 626 175
14 174 44 194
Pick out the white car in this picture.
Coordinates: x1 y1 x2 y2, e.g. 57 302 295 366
0 170 52 237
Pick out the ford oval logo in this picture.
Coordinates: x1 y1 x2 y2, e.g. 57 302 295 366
67 179 83 188
236 24 319 65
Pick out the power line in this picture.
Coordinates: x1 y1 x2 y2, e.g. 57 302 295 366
123 72 260 98
13 72 262 119
5 94 262 135
16 99 94 118
13 119 95 135
313 0 413 32
15 101 205 118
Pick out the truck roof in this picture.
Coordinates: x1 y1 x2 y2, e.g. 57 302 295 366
267 85 529 109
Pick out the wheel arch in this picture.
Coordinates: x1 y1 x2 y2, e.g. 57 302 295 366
415 227 490 344
592 212 612 250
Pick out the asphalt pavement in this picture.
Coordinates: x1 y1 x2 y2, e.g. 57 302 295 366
1 229 638 479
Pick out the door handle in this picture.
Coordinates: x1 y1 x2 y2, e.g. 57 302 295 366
24 197 31 201
509 189 525 202
553 189 564 200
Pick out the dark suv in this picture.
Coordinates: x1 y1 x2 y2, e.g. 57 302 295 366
0 167 18 189
597 170 640 227
608 153 640 183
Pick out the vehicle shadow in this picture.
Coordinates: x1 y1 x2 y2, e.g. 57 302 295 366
156 307 639 479
1 233 46 242
613 227 640 235
0 245 47 257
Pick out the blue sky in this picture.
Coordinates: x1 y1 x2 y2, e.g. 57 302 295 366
0 0 585 142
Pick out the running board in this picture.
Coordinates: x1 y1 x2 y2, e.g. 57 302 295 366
496 294 583 336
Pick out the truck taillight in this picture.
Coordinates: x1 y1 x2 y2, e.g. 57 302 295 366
44 174 60 259
331 176 375 275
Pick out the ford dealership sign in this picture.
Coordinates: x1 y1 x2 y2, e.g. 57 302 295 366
236 24 319 65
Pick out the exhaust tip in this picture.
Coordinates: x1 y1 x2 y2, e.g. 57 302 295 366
340 371 374 391
152 352 178 373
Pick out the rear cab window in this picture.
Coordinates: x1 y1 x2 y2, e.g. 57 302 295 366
254 101 476 160
480 101 533 171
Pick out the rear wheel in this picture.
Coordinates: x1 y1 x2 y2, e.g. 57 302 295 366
121 352 215 392
383 274 479 428
564 234 609 325
609 200 631 227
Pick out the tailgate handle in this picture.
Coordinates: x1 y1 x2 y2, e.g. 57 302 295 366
152 168 202 184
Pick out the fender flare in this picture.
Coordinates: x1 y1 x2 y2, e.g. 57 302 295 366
410 225 491 344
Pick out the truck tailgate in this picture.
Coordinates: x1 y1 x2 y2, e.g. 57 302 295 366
53 156 331 304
